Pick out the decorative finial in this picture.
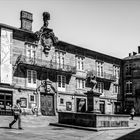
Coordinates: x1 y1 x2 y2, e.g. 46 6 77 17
43 12 50 27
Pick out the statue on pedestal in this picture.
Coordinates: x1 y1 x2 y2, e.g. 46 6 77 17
89 75 97 91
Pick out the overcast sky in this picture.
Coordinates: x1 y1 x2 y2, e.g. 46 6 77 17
0 0 140 58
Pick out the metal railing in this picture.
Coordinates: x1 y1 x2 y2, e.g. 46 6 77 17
87 70 117 81
16 55 76 73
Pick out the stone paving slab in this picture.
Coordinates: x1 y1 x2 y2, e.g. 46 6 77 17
0 115 140 140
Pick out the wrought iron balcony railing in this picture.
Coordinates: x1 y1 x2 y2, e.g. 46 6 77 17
87 70 117 81
15 55 76 74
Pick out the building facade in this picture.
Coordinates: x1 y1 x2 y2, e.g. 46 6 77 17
123 48 140 115
0 11 123 116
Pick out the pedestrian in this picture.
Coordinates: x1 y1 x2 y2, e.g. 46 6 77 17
130 107 135 120
9 99 22 129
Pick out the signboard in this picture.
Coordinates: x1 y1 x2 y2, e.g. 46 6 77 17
0 28 13 84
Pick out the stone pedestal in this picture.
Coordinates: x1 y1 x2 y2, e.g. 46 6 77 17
85 90 101 113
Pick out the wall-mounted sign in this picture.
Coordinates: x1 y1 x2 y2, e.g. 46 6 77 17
0 28 13 84
20 98 27 108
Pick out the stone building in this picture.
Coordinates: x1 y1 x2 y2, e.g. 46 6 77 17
0 11 122 116
123 47 140 115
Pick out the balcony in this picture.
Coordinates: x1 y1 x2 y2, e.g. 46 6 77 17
14 55 76 74
88 70 116 82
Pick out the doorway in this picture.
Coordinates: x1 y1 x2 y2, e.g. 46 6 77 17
99 101 105 114
40 93 55 116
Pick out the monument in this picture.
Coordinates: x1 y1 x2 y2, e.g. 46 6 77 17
52 72 130 130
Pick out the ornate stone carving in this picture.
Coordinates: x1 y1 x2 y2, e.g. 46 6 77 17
86 70 97 91
34 12 58 56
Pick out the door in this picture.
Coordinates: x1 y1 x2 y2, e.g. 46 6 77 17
40 93 55 116
99 101 105 114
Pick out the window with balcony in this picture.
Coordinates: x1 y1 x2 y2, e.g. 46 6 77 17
27 70 37 88
113 65 120 78
76 56 84 71
57 75 66 92
56 51 65 69
97 82 104 94
76 78 85 89
26 43 37 62
126 81 132 93
96 61 104 77
125 64 132 76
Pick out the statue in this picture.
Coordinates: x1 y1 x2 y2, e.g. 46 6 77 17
43 12 50 27
89 75 97 91
34 12 58 57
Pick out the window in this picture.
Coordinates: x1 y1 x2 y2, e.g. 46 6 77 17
76 56 84 71
125 64 132 76
56 51 65 69
76 78 85 89
113 65 120 78
97 82 104 93
27 70 37 88
26 43 36 62
96 61 104 77
60 98 64 104
113 85 119 94
126 81 132 93
57 75 66 91
30 95 35 102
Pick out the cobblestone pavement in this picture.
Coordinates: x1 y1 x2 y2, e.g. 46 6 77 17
0 115 140 140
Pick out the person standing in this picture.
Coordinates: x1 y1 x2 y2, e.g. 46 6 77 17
9 99 22 129
130 107 135 120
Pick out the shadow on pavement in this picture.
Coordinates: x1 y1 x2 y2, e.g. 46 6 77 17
116 129 140 140
0 127 17 130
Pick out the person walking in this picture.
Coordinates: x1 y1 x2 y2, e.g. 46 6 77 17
9 99 22 129
130 107 135 120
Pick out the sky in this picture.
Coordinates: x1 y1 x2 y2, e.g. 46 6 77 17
0 0 140 58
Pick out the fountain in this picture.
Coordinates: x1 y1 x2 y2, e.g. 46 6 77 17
51 74 130 131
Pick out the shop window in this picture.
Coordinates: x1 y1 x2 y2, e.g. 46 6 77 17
76 98 86 112
66 102 72 111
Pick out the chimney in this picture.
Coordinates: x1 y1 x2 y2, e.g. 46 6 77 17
133 52 137 56
20 11 33 31
138 46 140 53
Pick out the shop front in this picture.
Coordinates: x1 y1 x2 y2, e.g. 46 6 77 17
0 90 13 115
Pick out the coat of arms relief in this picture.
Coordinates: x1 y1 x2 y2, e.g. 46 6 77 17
34 12 58 56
